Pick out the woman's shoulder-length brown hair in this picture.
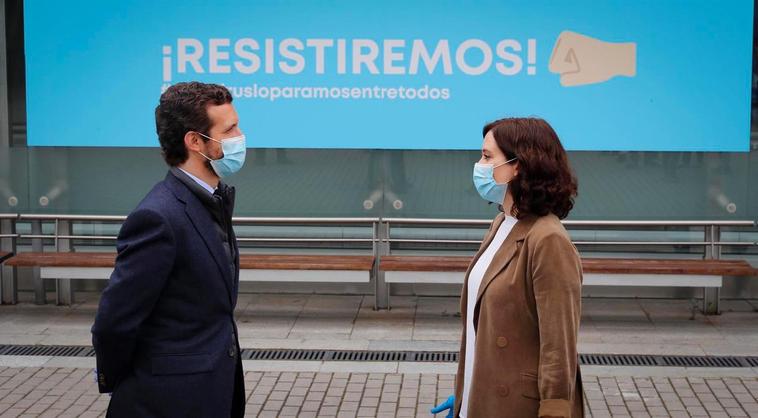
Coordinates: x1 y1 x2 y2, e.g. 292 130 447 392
483 117 578 220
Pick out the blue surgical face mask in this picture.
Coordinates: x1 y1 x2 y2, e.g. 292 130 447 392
473 157 517 204
196 132 247 178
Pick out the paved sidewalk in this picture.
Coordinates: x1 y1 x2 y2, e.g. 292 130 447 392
1 367 758 417
1 293 758 417
1 293 757 356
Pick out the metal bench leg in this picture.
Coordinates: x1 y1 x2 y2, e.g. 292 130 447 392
1 266 17 305
703 287 720 315
702 226 721 315
374 270 389 310
31 220 46 305
56 280 74 306
1 218 17 304
55 220 74 306
373 221 390 310
371 259 380 310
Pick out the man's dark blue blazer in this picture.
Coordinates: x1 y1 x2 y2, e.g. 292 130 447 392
91 171 244 417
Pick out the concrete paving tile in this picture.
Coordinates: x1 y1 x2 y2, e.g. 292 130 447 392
367 340 459 352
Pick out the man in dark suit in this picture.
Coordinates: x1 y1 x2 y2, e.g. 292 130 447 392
91 82 247 417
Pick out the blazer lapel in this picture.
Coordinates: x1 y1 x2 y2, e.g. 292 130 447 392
165 173 234 305
473 215 539 328
463 213 506 285
229 224 240 298
460 213 505 318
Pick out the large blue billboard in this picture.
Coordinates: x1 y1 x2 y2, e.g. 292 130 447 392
24 0 753 151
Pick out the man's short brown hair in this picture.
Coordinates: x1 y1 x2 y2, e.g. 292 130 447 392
155 82 233 166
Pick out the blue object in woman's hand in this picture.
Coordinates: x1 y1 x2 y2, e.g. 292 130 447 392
430 395 455 417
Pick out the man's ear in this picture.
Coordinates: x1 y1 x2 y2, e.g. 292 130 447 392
184 132 202 152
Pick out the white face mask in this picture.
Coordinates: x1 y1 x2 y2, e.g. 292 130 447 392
195 132 247 178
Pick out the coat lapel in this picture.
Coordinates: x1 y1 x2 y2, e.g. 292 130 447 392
165 173 234 305
463 213 506 287
229 224 240 300
460 212 505 325
472 215 539 329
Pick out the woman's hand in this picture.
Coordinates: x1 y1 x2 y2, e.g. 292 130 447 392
430 395 455 417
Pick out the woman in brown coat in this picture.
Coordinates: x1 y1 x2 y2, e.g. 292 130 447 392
432 118 583 418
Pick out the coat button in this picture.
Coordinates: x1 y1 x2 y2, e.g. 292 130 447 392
98 373 106 385
497 385 510 397
496 336 509 348
228 347 236 358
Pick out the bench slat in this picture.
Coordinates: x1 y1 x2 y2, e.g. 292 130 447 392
380 256 758 276
6 253 116 268
239 255 374 271
8 252 757 276
7 252 375 271
381 256 470 272
582 258 758 276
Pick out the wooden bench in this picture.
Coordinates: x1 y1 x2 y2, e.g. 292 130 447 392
6 252 375 305
380 256 758 314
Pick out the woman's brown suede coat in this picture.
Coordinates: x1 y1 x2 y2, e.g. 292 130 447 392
453 213 583 418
